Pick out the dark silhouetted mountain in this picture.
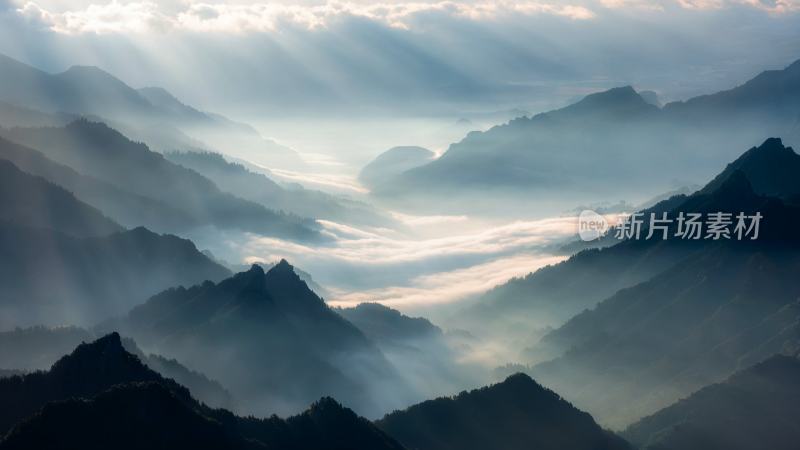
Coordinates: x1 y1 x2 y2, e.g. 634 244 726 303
0 382 264 450
0 136 196 232
0 223 231 327
0 332 174 435
111 262 412 418
377 373 632 450
700 137 800 202
167 150 393 228
0 334 406 450
359 146 436 189
623 355 800 450
0 159 121 238
0 120 321 240
522 169 800 426
459 138 800 363
0 326 232 409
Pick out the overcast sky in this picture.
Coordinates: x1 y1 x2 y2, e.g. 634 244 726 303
1 0 799 116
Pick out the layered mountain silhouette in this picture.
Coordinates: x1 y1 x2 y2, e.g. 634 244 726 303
0 158 121 238
0 326 231 409
492 139 800 427
370 59 800 214
377 373 631 450
0 120 321 240
0 135 198 232
337 302 443 344
167 150 392 228
623 354 800 450
336 303 483 400
0 52 304 170
110 261 413 418
0 333 405 450
0 220 230 327
463 138 800 359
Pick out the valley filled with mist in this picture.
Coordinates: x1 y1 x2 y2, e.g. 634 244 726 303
1 1 800 449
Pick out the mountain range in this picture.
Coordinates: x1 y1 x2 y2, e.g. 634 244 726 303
476 138 800 427
0 333 405 450
368 59 800 215
623 354 800 450
107 261 415 418
377 373 631 450
0 120 321 240
166 150 393 228
0 161 230 326
0 52 303 171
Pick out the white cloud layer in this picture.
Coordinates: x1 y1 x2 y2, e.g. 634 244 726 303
13 0 799 35
16 0 598 34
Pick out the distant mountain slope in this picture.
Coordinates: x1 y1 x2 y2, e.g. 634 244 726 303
623 355 800 450
111 262 412 418
377 373 631 450
166 151 392 228
0 52 305 170
0 334 404 450
522 165 800 426
1 120 321 240
663 59 800 121
0 159 121 237
337 302 442 344
359 146 436 189
0 136 196 232
460 138 800 362
0 326 231 409
0 223 231 327
372 59 800 213
700 137 800 202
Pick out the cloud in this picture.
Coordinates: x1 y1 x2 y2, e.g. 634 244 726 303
185 213 588 314
18 1 173 33
13 0 800 36
13 0 598 35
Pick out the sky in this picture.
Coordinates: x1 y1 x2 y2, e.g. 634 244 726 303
1 0 799 118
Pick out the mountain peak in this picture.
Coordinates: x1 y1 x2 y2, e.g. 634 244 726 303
247 263 266 276
553 85 655 119
700 137 800 198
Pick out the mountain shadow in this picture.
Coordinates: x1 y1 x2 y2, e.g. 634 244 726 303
377 373 632 450
623 354 800 450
